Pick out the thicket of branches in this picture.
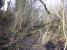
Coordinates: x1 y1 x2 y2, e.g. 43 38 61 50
0 0 67 50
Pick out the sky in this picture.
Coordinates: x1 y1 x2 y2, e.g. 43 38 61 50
1 0 63 13
1 0 15 11
1 0 44 11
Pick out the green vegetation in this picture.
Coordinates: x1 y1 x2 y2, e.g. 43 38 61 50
0 0 67 50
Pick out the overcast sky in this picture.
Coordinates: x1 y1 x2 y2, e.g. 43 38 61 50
1 0 63 12
1 0 15 11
